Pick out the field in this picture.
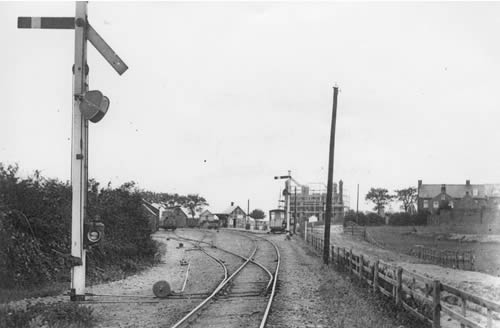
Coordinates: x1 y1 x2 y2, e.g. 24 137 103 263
365 225 500 276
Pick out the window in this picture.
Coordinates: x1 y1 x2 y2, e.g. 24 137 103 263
423 200 429 208
433 201 439 209
449 201 454 208
441 195 446 200
473 189 479 196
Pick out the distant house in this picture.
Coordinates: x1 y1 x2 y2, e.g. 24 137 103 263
199 209 218 222
162 206 189 228
215 202 247 228
199 209 219 228
417 179 500 214
418 179 500 234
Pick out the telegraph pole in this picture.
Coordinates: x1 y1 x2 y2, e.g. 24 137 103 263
247 199 250 228
293 186 297 234
286 170 291 235
323 86 339 265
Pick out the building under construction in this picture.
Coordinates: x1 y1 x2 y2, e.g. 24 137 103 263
288 180 349 226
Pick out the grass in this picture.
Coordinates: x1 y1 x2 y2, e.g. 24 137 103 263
366 225 500 276
0 282 68 304
320 269 431 328
0 302 95 328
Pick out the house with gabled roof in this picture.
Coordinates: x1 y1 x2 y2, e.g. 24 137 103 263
215 202 246 228
199 209 219 228
417 179 500 214
418 180 500 233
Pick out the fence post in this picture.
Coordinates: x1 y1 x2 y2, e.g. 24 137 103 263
359 254 364 278
342 248 346 269
349 248 353 274
373 260 379 292
395 267 403 306
432 280 441 328
460 296 466 328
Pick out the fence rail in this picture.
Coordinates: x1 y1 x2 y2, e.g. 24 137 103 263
306 233 498 328
410 245 475 271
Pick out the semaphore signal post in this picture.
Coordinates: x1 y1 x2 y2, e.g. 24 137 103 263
17 1 128 301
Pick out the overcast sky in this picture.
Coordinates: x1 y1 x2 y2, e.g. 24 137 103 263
2 1 500 214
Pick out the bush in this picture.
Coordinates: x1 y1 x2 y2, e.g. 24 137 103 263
0 163 158 289
343 210 384 226
388 211 428 226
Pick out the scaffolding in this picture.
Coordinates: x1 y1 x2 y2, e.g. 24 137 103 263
289 181 349 224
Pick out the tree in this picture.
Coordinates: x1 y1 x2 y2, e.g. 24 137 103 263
249 209 266 220
394 187 417 213
365 188 394 213
184 194 208 218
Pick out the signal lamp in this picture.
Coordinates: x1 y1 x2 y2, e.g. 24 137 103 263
79 90 110 123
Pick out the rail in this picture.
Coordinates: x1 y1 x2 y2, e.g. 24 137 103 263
230 230 281 328
306 233 499 328
171 230 280 328
170 237 258 328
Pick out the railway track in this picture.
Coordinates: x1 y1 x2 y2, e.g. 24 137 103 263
171 229 280 328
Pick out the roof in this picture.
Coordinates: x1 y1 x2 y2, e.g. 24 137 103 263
419 184 500 199
180 207 200 219
199 209 212 216
217 205 243 215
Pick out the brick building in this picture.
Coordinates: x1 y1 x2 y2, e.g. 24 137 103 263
417 180 500 213
418 180 500 233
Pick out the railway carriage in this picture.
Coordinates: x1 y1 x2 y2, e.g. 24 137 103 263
162 216 177 231
268 209 286 234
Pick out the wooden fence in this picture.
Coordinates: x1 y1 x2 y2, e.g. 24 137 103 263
343 221 367 238
306 233 499 328
411 245 475 271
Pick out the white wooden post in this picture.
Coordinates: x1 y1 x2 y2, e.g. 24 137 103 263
70 1 88 301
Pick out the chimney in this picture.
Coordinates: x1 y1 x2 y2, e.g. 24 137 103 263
418 180 422 188
441 184 446 194
231 202 234 206
466 180 470 186
339 180 344 204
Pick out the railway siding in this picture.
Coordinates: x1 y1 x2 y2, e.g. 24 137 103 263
171 230 280 328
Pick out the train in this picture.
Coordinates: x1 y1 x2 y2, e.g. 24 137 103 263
269 209 286 234
162 216 177 231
